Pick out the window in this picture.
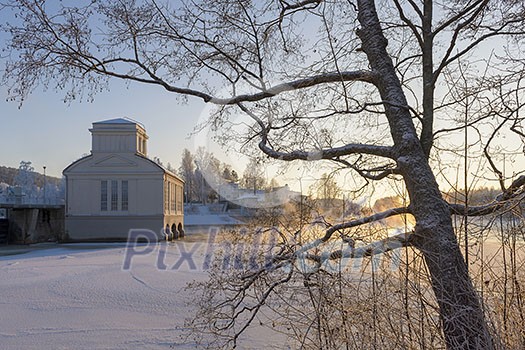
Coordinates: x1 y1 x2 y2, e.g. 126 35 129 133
174 186 179 212
102 180 128 212
111 180 118 211
167 182 171 213
164 182 169 212
170 182 176 212
177 185 183 213
101 180 108 211
121 180 128 211
171 186 176 212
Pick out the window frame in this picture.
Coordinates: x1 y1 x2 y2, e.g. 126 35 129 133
111 180 118 211
101 180 108 211
121 180 128 211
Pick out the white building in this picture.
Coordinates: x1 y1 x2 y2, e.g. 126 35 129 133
63 118 184 241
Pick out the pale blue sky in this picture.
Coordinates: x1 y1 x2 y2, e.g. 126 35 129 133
0 11 216 180
1 3 522 196
0 3 273 184
0 10 311 193
0 3 212 178
1 75 207 178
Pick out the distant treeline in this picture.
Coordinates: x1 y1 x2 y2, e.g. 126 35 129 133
0 165 62 187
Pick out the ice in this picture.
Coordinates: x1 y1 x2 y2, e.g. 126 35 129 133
0 242 284 349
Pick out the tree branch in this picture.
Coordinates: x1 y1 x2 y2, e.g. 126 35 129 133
432 0 487 36
290 206 412 259
333 158 400 180
392 0 423 50
449 175 525 216
258 140 395 162
234 102 395 162
92 64 378 104
303 231 412 263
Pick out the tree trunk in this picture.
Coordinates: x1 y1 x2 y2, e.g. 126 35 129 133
420 0 435 158
356 0 493 348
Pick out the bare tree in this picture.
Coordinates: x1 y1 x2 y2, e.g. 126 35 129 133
310 173 342 200
222 165 239 184
3 0 525 348
14 160 35 188
194 147 222 203
179 148 197 203
241 158 267 195
14 160 37 201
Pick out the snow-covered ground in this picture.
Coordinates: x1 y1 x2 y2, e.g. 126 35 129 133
0 237 284 349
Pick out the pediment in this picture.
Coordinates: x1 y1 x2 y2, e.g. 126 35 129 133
91 155 138 167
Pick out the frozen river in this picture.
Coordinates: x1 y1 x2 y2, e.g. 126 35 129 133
0 240 284 349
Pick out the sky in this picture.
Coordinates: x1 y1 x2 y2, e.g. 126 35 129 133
1 3 523 198
0 5 298 187
0 8 216 180
0 4 321 193
1 76 206 179
0 3 218 180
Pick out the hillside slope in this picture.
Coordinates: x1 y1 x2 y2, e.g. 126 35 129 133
0 165 61 187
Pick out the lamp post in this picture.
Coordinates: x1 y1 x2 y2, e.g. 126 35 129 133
43 166 46 204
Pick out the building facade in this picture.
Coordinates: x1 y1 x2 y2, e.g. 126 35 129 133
63 118 184 241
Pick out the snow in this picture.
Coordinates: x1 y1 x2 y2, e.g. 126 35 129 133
184 214 245 226
0 240 284 349
94 118 136 124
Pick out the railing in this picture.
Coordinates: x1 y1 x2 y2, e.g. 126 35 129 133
0 195 64 206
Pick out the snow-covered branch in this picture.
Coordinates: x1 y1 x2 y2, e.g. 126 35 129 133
207 71 379 104
321 206 411 241
279 206 412 263
234 101 395 162
448 175 525 216
258 140 395 162
92 62 378 104
303 231 412 263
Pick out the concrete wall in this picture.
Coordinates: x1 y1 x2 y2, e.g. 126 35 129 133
8 207 65 243
66 176 164 216
3 206 175 243
90 119 148 155
163 213 185 236
63 119 184 241
65 215 165 241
